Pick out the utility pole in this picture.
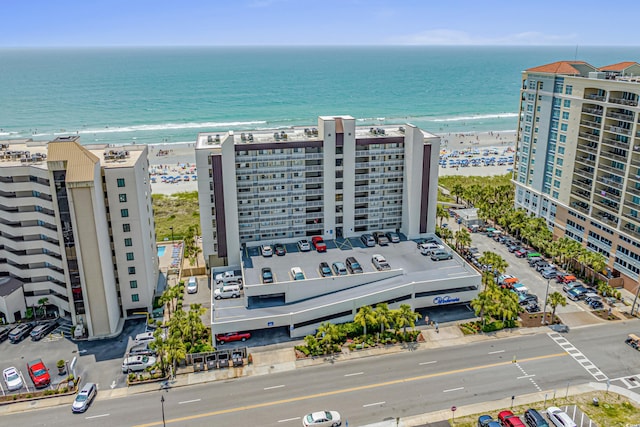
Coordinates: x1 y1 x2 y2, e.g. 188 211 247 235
542 278 550 325
161 395 166 427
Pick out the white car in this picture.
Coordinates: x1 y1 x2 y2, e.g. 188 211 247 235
3 366 23 391
418 242 444 255
547 406 577 427
297 239 311 252
302 410 341 427
291 267 305 280
372 254 390 270
186 276 198 294
261 245 273 257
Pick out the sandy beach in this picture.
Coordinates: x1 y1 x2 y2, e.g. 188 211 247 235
147 130 517 195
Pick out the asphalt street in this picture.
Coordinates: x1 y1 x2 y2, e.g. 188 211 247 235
3 321 639 427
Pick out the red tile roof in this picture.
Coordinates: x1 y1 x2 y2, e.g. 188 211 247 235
526 61 588 74
598 61 639 71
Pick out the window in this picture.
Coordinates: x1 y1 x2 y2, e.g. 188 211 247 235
130 280 138 289
124 238 132 247
561 124 568 131
131 294 139 302
126 252 134 261
117 178 126 187
119 194 127 202
562 111 570 119
564 100 571 108
123 223 131 232
565 85 573 95
128 266 136 274
121 209 129 218
558 147 565 154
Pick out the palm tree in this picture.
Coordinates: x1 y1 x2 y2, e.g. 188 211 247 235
454 227 472 251
165 335 187 377
354 306 376 337
184 304 206 348
496 290 520 323
588 252 608 285
470 284 498 326
37 297 49 319
374 303 392 336
451 183 464 205
547 292 567 324
150 329 169 375
436 204 448 227
395 304 421 334
317 322 342 354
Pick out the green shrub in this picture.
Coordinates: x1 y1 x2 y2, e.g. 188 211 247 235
295 345 310 356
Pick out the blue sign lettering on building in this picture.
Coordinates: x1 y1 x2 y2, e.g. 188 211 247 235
433 296 460 305
267 321 274 327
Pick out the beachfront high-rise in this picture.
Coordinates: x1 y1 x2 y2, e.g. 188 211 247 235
0 136 158 338
514 60 640 291
195 115 440 267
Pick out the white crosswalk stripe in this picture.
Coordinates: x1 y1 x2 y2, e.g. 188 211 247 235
547 332 608 381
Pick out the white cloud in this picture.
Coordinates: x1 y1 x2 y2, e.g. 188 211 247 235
388 29 579 45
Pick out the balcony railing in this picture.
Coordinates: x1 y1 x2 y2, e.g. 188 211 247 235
579 131 600 142
601 138 629 149
607 126 631 136
582 107 603 116
606 111 635 122
610 97 638 107
585 94 606 101
580 119 602 128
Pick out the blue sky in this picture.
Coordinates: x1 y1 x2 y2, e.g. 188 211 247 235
2 0 635 47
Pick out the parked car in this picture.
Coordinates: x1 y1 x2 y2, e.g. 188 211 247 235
371 254 390 270
547 406 577 427
373 231 390 246
72 382 97 413
625 333 640 350
302 410 341 427
478 415 501 427
319 262 333 277
528 257 543 267
260 244 273 257
525 302 540 313
9 323 34 343
332 262 348 276
535 261 551 272
431 249 453 261
589 300 604 310
360 234 375 247
274 243 286 256
515 248 528 258
419 242 444 255
27 359 51 388
297 239 311 252
134 331 155 344
214 270 243 286
563 281 583 293
0 327 10 343
216 332 251 344
508 244 522 253
541 268 558 279
498 410 526 427
30 321 58 341
214 284 241 299
385 231 400 243
291 267 305 280
567 286 588 301
312 236 327 252
121 355 156 373
519 293 539 306
2 366 23 391
523 408 549 427
186 276 198 294
128 342 157 356
346 257 363 274
556 273 576 284
261 267 274 284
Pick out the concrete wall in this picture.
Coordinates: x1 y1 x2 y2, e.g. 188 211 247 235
0 286 25 324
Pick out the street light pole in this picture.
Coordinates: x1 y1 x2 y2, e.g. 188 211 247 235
542 278 551 325
170 227 174 243
161 395 166 427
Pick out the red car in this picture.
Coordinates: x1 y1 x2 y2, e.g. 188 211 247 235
27 359 51 388
311 236 327 252
498 410 525 427
216 332 251 344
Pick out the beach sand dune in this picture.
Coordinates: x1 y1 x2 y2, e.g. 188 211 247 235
147 130 517 194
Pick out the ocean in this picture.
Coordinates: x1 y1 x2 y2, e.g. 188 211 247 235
1 46 639 146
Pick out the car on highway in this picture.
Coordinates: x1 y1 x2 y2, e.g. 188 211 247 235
346 257 363 274
261 244 273 257
2 366 23 391
274 243 286 256
297 239 311 252
9 323 34 343
291 267 305 280
498 410 526 427
385 231 400 243
547 406 577 427
319 262 333 277
216 332 251 344
312 236 327 252
27 359 51 388
30 321 58 341
372 254 390 270
122 355 156 373
186 276 198 294
523 408 549 427
302 410 341 427
71 382 97 413
332 262 348 276
261 267 274 284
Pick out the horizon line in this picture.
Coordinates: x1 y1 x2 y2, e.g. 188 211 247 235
0 44 637 49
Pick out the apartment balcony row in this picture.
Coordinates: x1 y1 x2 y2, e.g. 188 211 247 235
594 207 619 226
595 184 622 198
585 94 606 102
582 107 603 116
606 125 632 136
601 137 630 150
606 111 635 122
625 195 640 209
576 143 598 154
236 164 307 174
626 185 640 198
594 197 619 212
575 156 596 167
0 263 65 283
610 97 638 107
572 177 593 190
597 163 625 177
357 147 405 155
0 236 61 256
623 221 640 237
603 150 629 162
622 210 640 224
574 168 595 180
580 119 602 129
570 187 591 201
570 200 590 214
598 174 624 189
578 131 600 142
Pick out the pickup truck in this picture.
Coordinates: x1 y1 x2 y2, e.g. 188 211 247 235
216 332 251 344
214 270 243 286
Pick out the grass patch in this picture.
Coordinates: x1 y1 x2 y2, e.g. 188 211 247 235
153 192 200 241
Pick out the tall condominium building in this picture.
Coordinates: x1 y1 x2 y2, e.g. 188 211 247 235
514 60 640 291
0 136 158 338
195 115 441 267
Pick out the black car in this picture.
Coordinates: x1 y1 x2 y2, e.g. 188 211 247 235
346 257 363 274
319 262 332 277
525 302 540 313
589 300 604 310
261 267 274 284
519 293 539 306
523 408 549 427
274 243 286 256
0 327 10 343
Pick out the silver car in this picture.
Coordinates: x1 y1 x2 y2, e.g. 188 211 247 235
72 382 97 413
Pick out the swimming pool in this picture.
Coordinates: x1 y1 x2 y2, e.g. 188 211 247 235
157 246 166 257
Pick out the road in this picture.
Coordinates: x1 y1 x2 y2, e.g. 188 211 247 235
4 321 640 427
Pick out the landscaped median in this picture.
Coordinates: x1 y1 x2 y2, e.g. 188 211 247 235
0 375 80 405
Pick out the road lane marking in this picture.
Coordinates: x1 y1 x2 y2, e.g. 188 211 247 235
419 361 437 365
517 374 535 379
547 332 608 381
443 387 464 393
179 399 202 405
264 385 285 390
278 417 300 423
132 352 568 427
488 350 505 354
344 372 364 377
86 414 110 419
363 401 385 407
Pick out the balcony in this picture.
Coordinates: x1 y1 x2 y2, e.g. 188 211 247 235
585 94 606 102
575 156 595 167
577 143 598 154
582 107 603 116
574 168 595 180
606 111 635 122
578 131 600 142
594 198 619 211
570 188 591 200
607 126 631 136
580 119 602 128
598 175 623 189
603 150 628 162
598 163 625 177
570 201 589 214
601 137 629 149
610 97 638 107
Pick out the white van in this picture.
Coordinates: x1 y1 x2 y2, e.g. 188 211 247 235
547 407 577 427
214 284 241 299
